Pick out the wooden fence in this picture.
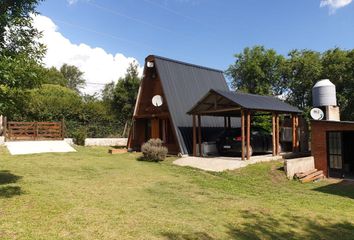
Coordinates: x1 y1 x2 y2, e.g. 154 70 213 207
4 119 65 141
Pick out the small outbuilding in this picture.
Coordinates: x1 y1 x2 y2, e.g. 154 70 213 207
311 120 354 179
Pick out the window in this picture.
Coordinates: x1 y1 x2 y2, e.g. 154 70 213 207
328 132 342 170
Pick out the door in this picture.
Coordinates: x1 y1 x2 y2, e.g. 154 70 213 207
327 132 343 178
151 118 160 139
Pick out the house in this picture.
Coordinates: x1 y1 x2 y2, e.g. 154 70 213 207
127 55 231 155
128 55 302 157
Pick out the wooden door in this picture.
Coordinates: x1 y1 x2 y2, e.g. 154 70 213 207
151 118 160 139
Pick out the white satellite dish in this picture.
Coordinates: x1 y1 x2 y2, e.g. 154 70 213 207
310 108 324 120
152 95 163 107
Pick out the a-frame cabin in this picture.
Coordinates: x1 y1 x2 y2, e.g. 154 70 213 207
127 55 231 155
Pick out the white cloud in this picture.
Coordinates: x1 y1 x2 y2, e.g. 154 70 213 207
32 15 142 95
320 0 352 13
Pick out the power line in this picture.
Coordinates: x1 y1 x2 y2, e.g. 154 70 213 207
86 1 177 35
54 19 152 49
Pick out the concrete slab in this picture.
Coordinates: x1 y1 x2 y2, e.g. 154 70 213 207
173 154 283 172
5 140 76 155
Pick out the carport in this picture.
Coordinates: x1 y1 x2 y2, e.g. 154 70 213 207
187 89 302 160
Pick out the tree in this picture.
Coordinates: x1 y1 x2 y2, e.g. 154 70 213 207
102 81 115 105
0 0 45 117
42 67 68 86
226 46 286 96
284 50 322 112
24 84 83 121
0 0 45 59
60 64 86 93
112 62 140 123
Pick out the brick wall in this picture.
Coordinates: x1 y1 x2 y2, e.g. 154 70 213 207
311 120 354 177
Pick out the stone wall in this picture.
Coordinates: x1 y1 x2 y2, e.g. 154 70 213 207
284 156 315 179
84 138 127 147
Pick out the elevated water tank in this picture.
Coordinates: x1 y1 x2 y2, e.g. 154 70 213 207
312 79 337 107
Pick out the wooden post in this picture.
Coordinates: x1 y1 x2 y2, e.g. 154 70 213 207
198 115 202 157
246 111 251 160
61 118 65 139
3 116 7 141
35 122 38 140
192 115 197 157
272 113 276 156
227 116 231 129
224 116 227 129
241 110 245 160
295 115 299 151
292 114 296 152
276 114 280 155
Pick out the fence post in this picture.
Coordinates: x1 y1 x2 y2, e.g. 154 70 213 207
61 118 65 139
3 116 7 141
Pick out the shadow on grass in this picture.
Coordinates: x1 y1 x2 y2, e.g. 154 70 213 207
0 170 22 185
0 170 23 198
313 180 354 199
162 210 354 240
161 232 214 240
227 210 354 240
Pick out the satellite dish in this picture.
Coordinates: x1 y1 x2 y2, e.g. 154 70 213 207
310 108 324 120
152 95 163 107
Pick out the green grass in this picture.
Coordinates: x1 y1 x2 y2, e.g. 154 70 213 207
0 146 353 240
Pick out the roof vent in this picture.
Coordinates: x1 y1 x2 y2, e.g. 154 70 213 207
312 79 337 107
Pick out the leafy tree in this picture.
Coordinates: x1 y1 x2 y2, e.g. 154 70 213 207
102 81 115 104
42 67 68 86
284 50 322 113
112 62 140 123
60 64 86 93
321 48 354 120
24 84 83 121
0 0 45 117
0 0 45 58
226 46 286 95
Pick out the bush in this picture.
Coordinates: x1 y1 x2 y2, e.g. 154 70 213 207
141 138 168 162
71 127 87 146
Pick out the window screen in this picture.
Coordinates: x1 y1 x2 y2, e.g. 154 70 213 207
328 132 342 169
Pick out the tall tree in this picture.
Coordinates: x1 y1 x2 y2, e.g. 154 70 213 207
226 46 286 95
42 67 68 86
112 62 140 123
284 50 322 112
60 64 86 93
0 0 45 117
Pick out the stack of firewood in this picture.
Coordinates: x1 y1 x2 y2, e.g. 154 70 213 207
294 169 324 183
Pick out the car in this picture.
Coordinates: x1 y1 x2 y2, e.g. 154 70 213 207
216 127 273 157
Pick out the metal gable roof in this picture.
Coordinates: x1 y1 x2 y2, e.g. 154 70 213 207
188 89 302 114
152 55 231 154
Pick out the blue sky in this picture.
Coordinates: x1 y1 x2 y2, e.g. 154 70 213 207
35 0 354 93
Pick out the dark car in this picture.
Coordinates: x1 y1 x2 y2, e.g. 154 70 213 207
216 127 273 157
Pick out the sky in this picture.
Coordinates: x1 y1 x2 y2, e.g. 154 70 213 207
34 0 354 95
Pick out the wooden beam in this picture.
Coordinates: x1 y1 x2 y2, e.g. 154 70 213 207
198 115 202 157
276 114 280 155
272 113 276 156
246 111 251 160
241 110 245 160
196 107 242 115
192 115 197 157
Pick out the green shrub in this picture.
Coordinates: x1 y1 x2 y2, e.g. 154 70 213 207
71 127 87 146
141 138 168 161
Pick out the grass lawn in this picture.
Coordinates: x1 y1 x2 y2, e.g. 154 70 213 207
0 146 353 240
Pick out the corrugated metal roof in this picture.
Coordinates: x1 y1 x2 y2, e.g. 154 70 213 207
153 55 230 154
214 90 302 113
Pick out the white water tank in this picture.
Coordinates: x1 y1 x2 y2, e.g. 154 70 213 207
312 79 337 107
